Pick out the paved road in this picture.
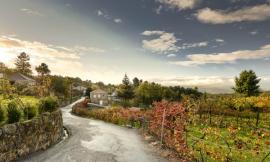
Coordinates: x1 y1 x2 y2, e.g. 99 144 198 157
20 100 166 162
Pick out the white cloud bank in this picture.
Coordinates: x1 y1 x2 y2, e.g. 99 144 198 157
0 35 105 78
170 43 270 66
157 0 200 10
197 4 270 24
150 76 235 93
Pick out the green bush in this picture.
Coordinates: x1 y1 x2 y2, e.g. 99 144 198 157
0 105 6 124
7 101 23 124
23 103 38 120
39 96 59 113
120 100 131 108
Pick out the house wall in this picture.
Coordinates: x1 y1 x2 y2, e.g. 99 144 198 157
90 93 109 106
15 80 36 86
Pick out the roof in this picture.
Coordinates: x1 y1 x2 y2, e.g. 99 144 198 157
7 72 35 82
73 86 87 91
91 89 107 94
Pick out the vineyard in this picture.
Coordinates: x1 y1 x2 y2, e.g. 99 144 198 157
72 95 270 162
183 96 270 161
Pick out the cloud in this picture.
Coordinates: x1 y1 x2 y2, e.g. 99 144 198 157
157 0 200 10
152 76 233 86
0 35 105 78
0 36 24 47
20 8 43 16
141 30 179 54
167 54 176 57
141 30 165 36
215 39 224 43
196 4 270 24
150 76 234 93
250 30 258 35
155 5 163 14
170 43 270 66
74 46 106 53
97 10 122 24
114 18 122 23
141 31 208 53
97 10 104 16
180 41 208 49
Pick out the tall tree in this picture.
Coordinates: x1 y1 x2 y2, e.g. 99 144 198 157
15 52 32 75
133 77 140 87
233 70 260 97
35 63 50 76
36 63 51 97
117 74 134 101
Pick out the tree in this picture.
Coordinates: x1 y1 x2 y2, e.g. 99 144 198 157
133 77 140 87
233 70 260 97
35 63 51 76
36 63 51 97
162 87 175 101
135 82 163 107
117 74 134 101
0 62 7 73
85 87 93 97
0 78 15 98
15 52 32 75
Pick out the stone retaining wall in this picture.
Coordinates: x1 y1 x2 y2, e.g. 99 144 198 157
0 109 63 162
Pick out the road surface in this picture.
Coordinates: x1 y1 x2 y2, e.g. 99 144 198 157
20 100 167 162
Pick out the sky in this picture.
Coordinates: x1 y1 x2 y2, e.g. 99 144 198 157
1 0 270 93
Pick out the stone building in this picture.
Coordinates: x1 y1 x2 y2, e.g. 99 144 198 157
90 89 109 106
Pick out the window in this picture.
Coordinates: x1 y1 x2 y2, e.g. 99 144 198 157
98 94 101 98
93 95 96 98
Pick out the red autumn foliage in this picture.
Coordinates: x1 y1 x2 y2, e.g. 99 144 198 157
149 101 188 154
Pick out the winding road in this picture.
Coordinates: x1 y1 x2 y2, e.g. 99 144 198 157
20 100 167 162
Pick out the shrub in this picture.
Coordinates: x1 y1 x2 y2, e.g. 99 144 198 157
149 101 188 154
7 101 23 124
39 96 59 113
0 105 6 124
120 100 131 108
72 106 89 117
23 103 38 120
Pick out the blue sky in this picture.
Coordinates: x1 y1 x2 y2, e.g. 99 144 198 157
1 0 270 93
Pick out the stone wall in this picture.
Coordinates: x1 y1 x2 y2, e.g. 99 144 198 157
0 109 63 162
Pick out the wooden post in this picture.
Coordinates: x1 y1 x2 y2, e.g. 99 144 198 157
161 107 166 145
